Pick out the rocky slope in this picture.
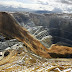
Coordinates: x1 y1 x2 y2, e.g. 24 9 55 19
0 39 72 72
0 12 72 58
11 12 72 47
0 12 72 72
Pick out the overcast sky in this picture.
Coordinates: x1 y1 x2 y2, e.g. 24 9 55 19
0 0 72 13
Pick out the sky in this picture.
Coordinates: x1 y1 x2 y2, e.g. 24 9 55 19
0 0 72 13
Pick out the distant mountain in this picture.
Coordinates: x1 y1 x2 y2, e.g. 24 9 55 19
0 5 53 14
34 10 54 14
0 5 62 14
0 5 32 12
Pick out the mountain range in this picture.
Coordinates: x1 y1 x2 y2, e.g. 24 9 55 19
0 5 62 14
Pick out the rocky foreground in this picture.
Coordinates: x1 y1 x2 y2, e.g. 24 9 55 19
0 39 72 72
0 12 72 71
0 38 72 72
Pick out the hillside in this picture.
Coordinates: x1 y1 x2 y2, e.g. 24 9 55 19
0 12 72 72
11 12 72 47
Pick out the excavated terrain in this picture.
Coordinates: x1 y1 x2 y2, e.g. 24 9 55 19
0 12 72 72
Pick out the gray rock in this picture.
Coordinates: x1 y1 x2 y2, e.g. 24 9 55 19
11 12 72 47
0 39 20 52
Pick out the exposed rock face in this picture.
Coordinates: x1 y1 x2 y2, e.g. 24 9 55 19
0 12 72 57
0 12 72 72
0 12 52 58
0 43 72 72
0 39 19 52
12 12 72 47
0 12 72 58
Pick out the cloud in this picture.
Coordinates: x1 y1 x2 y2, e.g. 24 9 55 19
0 1 22 8
60 0 72 5
52 8 62 13
0 0 54 10
0 0 38 9
0 0 72 13
35 0 72 13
